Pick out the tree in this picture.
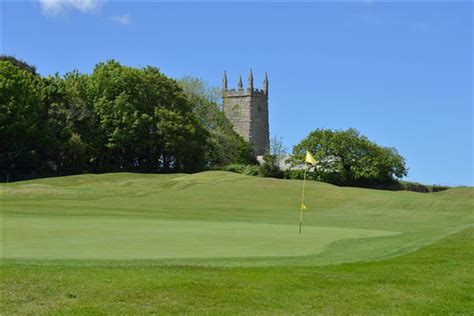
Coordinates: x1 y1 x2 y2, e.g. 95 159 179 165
1 60 91 179
177 76 255 167
259 154 284 178
258 135 287 179
0 58 256 180
177 76 221 105
87 60 209 172
0 55 37 75
0 60 45 180
42 74 92 175
269 135 288 166
290 128 407 186
62 70 99 173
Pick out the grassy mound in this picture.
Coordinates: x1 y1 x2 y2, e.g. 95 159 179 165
2 171 472 266
433 187 474 199
1 172 473 314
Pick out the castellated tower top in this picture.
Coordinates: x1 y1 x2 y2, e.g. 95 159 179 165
222 70 270 156
222 70 269 98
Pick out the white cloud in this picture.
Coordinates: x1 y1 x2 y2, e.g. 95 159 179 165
39 0 104 16
110 14 131 25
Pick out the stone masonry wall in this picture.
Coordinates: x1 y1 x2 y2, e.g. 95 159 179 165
223 88 269 156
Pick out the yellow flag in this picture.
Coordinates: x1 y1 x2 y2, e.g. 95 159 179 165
301 202 307 210
305 151 316 165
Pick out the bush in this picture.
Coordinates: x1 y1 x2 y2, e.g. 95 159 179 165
243 165 261 176
348 180 430 193
220 164 245 173
400 181 430 193
283 169 306 180
430 185 451 192
259 155 284 179
221 164 260 176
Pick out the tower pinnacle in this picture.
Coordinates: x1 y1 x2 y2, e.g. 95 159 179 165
237 75 243 91
248 69 254 91
222 70 227 91
263 72 269 95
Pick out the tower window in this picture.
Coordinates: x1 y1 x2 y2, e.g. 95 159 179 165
232 104 241 119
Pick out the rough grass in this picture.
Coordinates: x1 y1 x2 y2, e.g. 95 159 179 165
1 171 473 314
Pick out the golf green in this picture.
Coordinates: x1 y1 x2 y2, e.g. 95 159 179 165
2 216 399 259
1 171 472 266
1 172 473 314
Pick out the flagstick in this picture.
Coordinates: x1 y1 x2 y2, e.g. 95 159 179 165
299 167 307 234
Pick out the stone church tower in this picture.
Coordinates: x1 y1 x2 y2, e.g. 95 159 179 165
222 70 270 156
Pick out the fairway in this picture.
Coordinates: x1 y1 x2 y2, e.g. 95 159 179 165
3 216 398 259
1 171 473 314
1 171 472 266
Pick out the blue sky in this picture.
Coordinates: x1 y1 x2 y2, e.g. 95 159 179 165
2 1 472 186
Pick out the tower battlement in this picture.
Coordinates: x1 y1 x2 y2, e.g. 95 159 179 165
222 70 270 156
223 89 267 97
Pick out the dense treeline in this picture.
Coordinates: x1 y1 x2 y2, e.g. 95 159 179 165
0 57 254 181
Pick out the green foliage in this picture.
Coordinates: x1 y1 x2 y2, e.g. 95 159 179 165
400 181 430 193
1 59 255 180
430 185 451 192
259 154 284 178
177 76 255 167
0 60 90 179
221 164 260 176
0 60 47 179
86 61 209 172
291 128 408 186
60 133 88 174
221 163 246 173
284 169 306 180
177 75 221 104
269 135 287 157
220 136 287 179
242 165 261 176
41 75 78 175
0 55 37 75
62 70 104 173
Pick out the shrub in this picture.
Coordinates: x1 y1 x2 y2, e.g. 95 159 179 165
221 164 246 173
283 169 306 180
430 185 451 192
243 165 261 176
221 164 260 176
259 155 284 179
401 181 430 193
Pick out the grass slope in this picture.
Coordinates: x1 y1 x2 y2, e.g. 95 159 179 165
2 171 472 266
1 172 473 314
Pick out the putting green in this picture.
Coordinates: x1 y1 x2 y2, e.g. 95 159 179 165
2 215 398 260
1 171 472 266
